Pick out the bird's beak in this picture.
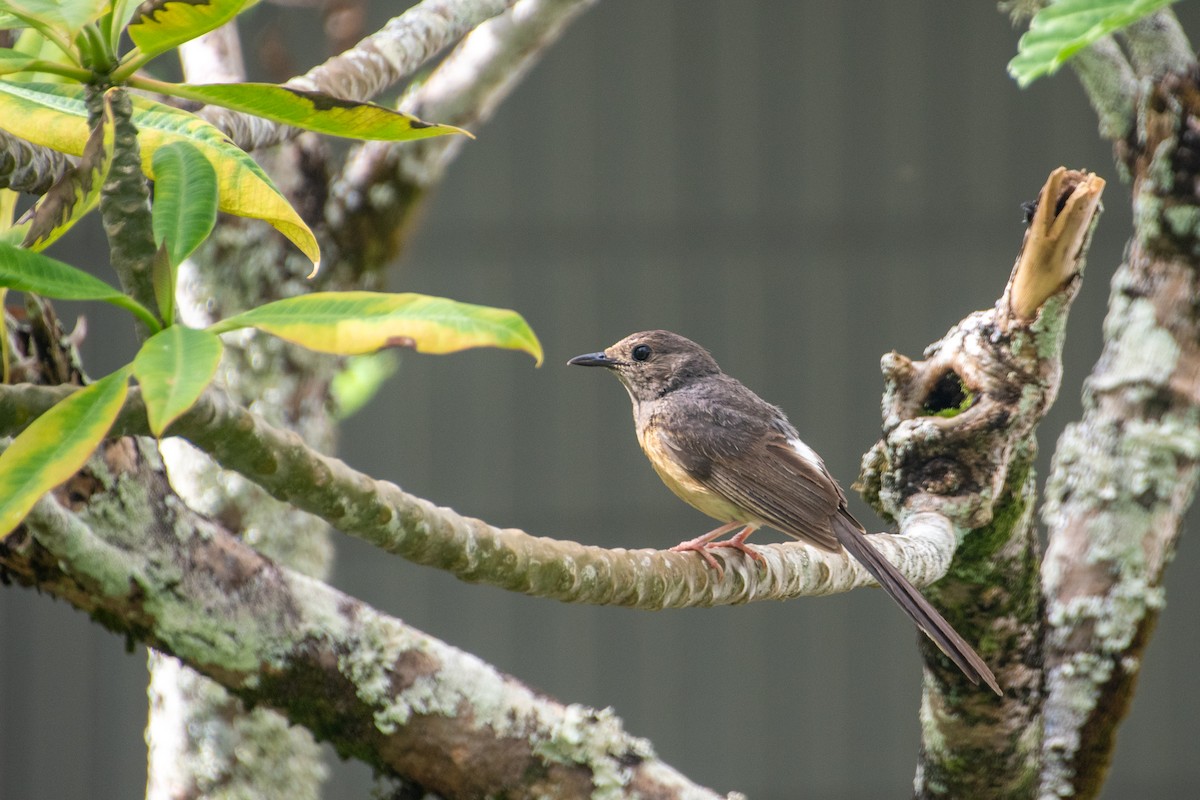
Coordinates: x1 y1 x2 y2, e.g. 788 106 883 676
567 351 614 368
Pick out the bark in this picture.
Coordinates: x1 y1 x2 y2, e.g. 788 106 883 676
1040 63 1200 800
858 169 1104 799
89 87 162 337
0 441 732 800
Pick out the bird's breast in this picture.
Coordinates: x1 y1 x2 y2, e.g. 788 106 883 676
637 424 747 523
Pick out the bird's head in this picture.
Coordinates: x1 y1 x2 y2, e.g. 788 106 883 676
568 330 721 403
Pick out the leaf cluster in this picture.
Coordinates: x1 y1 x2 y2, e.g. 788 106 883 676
0 0 542 538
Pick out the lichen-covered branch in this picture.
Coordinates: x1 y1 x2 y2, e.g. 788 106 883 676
0 441 732 800
1120 9 1193 79
329 0 598 275
1067 8 1193 145
1070 38 1137 141
1039 68 1200 800
859 168 1104 798
201 0 516 152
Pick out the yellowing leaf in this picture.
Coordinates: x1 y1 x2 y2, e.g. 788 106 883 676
0 81 319 267
11 94 114 251
164 82 471 142
127 0 257 65
0 367 130 538
210 291 544 365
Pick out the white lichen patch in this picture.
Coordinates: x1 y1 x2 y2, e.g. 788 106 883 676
532 705 655 800
1093 297 1180 391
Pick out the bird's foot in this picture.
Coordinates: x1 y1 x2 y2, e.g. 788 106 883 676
706 537 768 568
669 524 765 576
669 539 728 573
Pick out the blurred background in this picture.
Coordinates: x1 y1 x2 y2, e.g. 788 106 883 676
3 1 1199 798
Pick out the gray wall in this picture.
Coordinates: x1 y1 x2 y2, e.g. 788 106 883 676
3 2 1199 798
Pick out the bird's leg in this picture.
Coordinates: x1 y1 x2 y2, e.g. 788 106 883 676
670 522 764 573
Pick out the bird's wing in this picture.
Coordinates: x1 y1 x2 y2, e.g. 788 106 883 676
658 416 844 551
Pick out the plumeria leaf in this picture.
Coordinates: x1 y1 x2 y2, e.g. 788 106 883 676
0 0 108 37
0 243 161 331
0 367 131 538
12 95 114 251
126 0 257 65
210 291 544 365
1009 0 1182 87
162 82 471 142
0 47 38 75
132 325 224 436
151 140 218 267
0 81 320 268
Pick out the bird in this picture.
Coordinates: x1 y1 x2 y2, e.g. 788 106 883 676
568 329 1000 694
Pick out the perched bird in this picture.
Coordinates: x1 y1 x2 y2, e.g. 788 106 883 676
569 330 1000 694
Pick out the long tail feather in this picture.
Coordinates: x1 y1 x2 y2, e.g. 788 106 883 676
833 513 1001 695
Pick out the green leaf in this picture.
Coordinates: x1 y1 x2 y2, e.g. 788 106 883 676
331 351 399 419
210 291 544 365
152 140 218 266
11 97 114 252
161 82 471 142
0 47 37 75
0 0 108 37
1009 0 1182 87
0 242 161 331
151 244 175 324
132 325 224 436
0 81 320 268
126 0 257 66
0 366 130 538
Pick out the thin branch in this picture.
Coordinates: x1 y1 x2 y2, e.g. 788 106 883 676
0 441 732 800
329 0 598 272
201 0 516 152
1069 38 1138 142
0 378 961 607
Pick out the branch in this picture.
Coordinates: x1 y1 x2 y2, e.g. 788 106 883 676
1070 38 1137 142
1040 68 1200 800
0 440 732 800
1120 9 1193 79
90 87 162 335
329 0 598 273
0 379 960 607
200 0 516 152
859 168 1104 798
0 128 71 193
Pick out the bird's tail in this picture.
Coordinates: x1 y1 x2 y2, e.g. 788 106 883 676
833 512 1001 695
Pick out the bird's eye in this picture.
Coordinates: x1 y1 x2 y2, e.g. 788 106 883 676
631 344 652 362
